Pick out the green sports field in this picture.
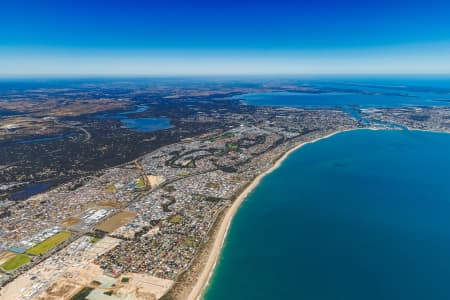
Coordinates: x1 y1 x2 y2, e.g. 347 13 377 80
26 231 71 255
1 254 31 271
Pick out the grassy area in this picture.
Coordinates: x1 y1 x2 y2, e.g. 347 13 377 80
104 185 116 193
27 231 71 255
225 142 238 151
1 254 31 271
169 215 182 224
231 175 241 181
121 277 130 283
90 236 101 243
184 237 198 248
179 171 190 177
205 182 220 189
136 177 146 188
207 132 236 142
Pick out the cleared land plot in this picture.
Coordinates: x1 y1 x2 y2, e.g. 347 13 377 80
27 231 72 255
97 200 121 208
95 211 137 233
0 251 17 265
62 217 81 227
44 282 78 299
148 175 165 188
1 254 30 271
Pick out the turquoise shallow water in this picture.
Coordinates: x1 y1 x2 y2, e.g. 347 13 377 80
205 129 450 300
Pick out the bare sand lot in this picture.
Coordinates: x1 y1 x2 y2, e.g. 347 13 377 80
61 216 81 226
0 251 17 266
117 273 174 300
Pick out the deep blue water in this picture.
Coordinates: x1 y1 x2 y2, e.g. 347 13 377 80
237 78 450 108
10 182 53 200
120 118 173 132
205 129 450 300
94 105 173 132
238 91 450 108
14 133 77 144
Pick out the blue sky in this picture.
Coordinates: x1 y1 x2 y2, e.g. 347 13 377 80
1 0 450 75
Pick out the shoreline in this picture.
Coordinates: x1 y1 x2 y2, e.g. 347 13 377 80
186 129 351 300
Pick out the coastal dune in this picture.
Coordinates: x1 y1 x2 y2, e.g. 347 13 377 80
186 130 344 300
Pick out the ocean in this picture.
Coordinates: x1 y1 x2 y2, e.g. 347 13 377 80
235 77 450 108
205 129 450 300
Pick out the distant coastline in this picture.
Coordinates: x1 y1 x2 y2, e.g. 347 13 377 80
185 129 354 300
186 126 450 300
193 127 450 300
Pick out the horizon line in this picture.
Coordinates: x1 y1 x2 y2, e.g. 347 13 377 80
1 73 450 79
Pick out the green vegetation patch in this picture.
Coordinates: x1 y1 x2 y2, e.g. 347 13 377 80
169 215 182 224
136 177 146 188
1 254 31 271
90 280 101 286
71 287 93 300
208 132 236 142
225 142 238 151
27 231 71 255
104 290 113 296
184 237 199 248
90 236 100 243
179 171 190 177
121 277 130 283
205 182 220 189
104 185 116 193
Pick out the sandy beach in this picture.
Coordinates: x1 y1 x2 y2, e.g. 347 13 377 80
186 130 348 300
